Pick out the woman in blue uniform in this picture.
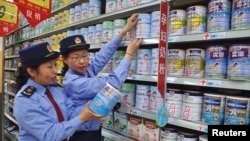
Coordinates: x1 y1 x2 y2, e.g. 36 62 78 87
13 42 104 141
59 13 142 141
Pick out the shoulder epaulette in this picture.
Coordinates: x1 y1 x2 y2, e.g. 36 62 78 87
21 86 36 97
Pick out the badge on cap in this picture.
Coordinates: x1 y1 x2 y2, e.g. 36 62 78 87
47 45 53 52
75 37 82 44
22 86 36 97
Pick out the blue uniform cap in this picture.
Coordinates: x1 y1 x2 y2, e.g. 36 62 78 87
59 35 90 55
19 42 60 68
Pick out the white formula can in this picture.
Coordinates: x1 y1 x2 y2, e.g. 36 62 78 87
117 0 127 10
186 5 207 34
168 49 185 76
161 127 178 140
169 9 187 36
106 0 117 13
177 131 198 141
185 48 205 78
165 99 182 117
166 89 183 101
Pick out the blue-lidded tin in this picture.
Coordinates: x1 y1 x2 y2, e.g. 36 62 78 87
205 46 228 79
74 5 82 22
89 83 123 117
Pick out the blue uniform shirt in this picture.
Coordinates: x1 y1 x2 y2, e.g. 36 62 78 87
13 79 83 141
63 35 131 131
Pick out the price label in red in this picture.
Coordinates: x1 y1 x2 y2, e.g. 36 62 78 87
0 0 18 36
157 0 169 99
13 0 52 27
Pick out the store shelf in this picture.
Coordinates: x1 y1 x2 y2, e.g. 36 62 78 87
102 128 135 141
71 1 161 29
4 113 18 125
4 68 18 71
119 107 208 133
170 0 207 8
4 55 19 59
7 1 160 45
6 0 79 36
90 38 159 49
99 73 250 91
4 130 18 141
5 91 16 97
168 29 250 43
5 102 13 109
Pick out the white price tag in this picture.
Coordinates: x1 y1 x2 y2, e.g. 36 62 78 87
206 80 222 87
167 77 176 83
128 108 141 116
210 32 225 39
168 36 179 42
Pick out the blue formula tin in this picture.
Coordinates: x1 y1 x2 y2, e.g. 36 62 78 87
88 5 101 18
89 83 123 117
88 26 96 44
81 3 89 20
227 44 250 80
151 11 160 23
224 114 250 125
205 46 228 79
202 111 224 125
231 9 250 30
207 13 230 32
138 13 151 24
208 0 232 14
203 93 226 113
225 96 250 118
